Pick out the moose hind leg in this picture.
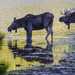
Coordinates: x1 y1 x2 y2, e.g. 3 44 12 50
51 29 53 42
45 27 53 42
50 19 53 42
45 27 51 39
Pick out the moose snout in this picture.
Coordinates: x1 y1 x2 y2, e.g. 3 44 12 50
8 27 12 32
59 17 62 22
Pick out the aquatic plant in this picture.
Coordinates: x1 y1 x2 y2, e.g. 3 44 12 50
0 61 9 75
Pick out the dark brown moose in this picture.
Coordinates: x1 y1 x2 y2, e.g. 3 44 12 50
59 8 75 29
8 12 54 41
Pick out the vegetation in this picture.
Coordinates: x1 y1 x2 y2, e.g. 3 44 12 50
0 32 4 49
0 61 9 75
0 32 9 75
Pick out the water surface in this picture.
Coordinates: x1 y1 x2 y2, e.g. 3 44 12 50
0 34 75 72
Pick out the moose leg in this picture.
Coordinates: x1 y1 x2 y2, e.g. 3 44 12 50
65 22 70 29
50 20 53 42
45 23 53 42
51 28 53 42
8 40 12 47
27 31 32 45
27 31 32 39
45 26 53 41
26 24 32 40
15 40 17 49
68 24 70 29
45 27 51 39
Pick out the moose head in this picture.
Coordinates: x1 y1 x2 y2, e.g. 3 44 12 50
8 17 18 33
59 8 75 29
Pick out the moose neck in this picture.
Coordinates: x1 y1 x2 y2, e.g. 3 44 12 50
16 18 26 28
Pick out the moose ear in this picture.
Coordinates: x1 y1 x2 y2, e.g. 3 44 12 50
14 17 16 21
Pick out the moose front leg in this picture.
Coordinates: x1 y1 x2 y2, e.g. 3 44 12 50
65 22 70 29
26 24 32 40
68 24 70 29
27 30 32 40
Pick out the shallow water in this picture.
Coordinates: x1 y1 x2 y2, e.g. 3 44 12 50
0 0 75 74
0 34 75 72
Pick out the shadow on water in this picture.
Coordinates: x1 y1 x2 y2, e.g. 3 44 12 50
8 39 54 64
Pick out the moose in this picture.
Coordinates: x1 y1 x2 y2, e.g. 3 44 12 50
59 8 75 29
8 12 54 41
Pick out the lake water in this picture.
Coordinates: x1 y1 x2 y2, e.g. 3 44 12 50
0 34 75 72
0 0 75 74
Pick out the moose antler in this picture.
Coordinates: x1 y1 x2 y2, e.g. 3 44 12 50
60 8 70 16
60 10 65 15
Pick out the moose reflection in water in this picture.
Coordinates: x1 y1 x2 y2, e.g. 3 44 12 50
8 39 53 64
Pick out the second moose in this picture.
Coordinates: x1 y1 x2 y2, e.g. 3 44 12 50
59 8 75 29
